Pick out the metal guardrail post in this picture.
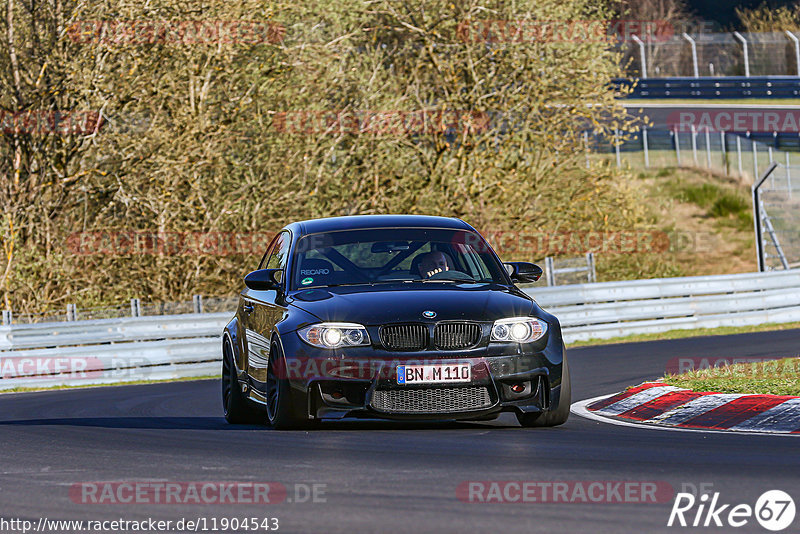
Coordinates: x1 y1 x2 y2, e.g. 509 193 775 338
545 257 555 287
674 128 681 166
66 304 77 322
130 298 141 317
691 125 698 165
734 32 750 78
704 128 712 168
752 162 779 272
683 33 699 78
642 127 650 168
193 295 204 314
786 31 800 77
752 138 758 182
614 128 621 168
2 310 11 326
586 252 596 283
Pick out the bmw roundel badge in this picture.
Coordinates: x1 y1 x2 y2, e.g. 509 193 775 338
422 310 437 319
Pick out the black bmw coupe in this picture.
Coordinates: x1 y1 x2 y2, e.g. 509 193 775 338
222 215 569 429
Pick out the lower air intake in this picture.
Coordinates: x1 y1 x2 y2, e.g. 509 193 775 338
371 386 492 414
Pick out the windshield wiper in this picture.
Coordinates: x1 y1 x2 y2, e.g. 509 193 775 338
411 276 481 283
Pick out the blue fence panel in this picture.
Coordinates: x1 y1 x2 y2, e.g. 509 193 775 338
615 76 800 99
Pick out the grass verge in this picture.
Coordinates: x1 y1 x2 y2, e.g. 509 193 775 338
0 374 219 394
662 356 800 396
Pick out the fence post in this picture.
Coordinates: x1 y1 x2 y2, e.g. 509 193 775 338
734 31 750 77
752 162 779 272
642 127 650 168
674 128 682 166
545 256 555 287
683 33 699 78
786 30 800 76
752 138 758 182
586 252 596 283
614 128 621 169
130 298 141 317
737 135 743 178
691 124 698 165
66 303 77 322
704 127 712 168
1 310 11 326
768 146 775 188
583 131 590 169
193 295 204 314
720 131 728 175
632 34 647 78
787 151 793 199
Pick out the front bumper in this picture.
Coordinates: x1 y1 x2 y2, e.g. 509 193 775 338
275 325 567 422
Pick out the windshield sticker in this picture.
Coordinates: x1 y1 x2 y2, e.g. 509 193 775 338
301 277 314 285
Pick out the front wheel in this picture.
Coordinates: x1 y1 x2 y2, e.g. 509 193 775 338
516 354 571 428
222 338 261 424
266 340 311 430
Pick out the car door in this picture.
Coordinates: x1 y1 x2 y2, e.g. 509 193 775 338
242 230 291 387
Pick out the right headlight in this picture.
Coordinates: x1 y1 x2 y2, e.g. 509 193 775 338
490 317 548 343
297 322 370 349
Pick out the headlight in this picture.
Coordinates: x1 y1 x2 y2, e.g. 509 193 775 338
298 323 370 349
490 317 547 343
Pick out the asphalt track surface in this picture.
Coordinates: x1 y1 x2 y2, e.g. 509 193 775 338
1 329 799 534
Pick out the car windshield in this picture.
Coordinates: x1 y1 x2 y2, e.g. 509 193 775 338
291 227 507 290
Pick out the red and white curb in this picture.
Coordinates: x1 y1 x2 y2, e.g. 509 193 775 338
571 382 800 435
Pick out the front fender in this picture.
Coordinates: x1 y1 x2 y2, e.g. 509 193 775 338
224 316 245 372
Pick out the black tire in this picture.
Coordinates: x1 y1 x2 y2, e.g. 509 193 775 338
266 340 310 430
516 354 571 428
222 337 262 424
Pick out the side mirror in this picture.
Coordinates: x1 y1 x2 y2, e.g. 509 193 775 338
504 262 543 284
244 269 283 291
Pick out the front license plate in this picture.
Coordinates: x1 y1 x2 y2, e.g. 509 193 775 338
396 363 471 385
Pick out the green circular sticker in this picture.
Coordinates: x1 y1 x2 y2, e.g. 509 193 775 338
301 277 314 285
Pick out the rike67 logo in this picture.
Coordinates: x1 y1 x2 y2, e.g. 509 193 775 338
668 490 795 531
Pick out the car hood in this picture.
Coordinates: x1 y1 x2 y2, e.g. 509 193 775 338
287 282 534 325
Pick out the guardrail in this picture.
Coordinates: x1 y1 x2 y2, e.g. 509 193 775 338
528 270 800 342
1 270 799 390
0 313 229 391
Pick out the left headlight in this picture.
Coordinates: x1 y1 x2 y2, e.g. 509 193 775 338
490 317 548 343
297 323 371 349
